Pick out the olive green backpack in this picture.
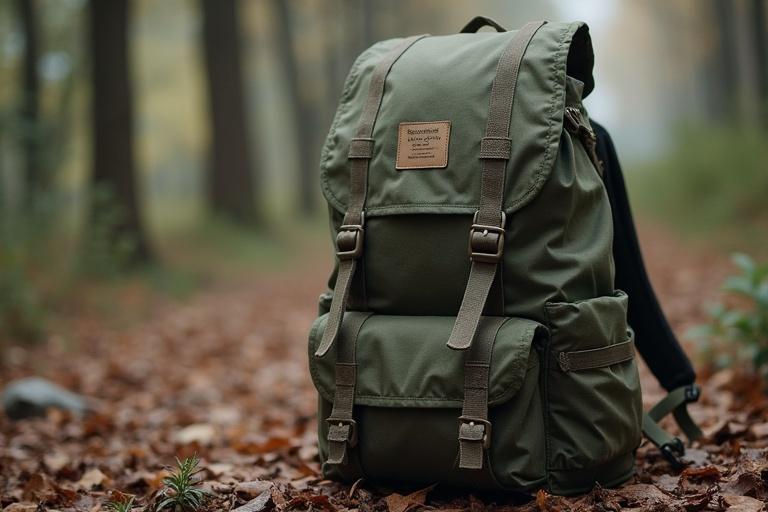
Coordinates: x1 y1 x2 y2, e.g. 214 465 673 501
308 17 703 496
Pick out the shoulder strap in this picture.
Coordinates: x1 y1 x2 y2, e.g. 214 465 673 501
447 21 546 351
592 120 703 467
315 35 427 358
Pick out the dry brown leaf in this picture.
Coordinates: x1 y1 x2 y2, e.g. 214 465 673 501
680 465 722 483
43 451 70 473
285 492 336 511
173 423 216 445
721 493 766 512
534 488 573 511
749 422 768 440
385 484 436 512
76 468 109 490
235 480 274 498
233 490 272 512
2 504 39 512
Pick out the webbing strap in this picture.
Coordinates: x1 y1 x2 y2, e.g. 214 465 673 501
557 339 635 372
458 317 507 469
642 384 703 469
326 312 371 465
648 384 704 442
315 34 427 358
447 21 545 351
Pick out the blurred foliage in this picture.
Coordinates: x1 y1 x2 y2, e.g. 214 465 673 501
689 254 768 378
629 125 768 252
77 186 146 278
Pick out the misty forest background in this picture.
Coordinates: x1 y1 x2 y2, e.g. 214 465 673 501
0 0 767 347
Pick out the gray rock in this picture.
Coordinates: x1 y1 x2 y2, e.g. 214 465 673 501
2 377 88 419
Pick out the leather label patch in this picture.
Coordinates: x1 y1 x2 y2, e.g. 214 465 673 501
395 121 451 170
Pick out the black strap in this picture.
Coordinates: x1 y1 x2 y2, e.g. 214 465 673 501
593 120 697 391
460 16 507 34
592 120 702 468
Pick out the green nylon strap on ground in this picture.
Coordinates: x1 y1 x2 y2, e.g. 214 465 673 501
326 312 372 465
447 21 546 352
642 384 704 466
458 317 507 470
314 34 427 359
557 339 635 372
642 413 680 450
648 385 704 442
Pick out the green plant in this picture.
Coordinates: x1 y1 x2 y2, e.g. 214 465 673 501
105 495 136 512
689 254 768 377
156 456 209 512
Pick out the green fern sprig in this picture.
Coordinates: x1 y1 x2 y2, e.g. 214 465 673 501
105 495 135 512
156 455 209 511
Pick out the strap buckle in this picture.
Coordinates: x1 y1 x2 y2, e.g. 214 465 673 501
660 437 685 471
326 417 358 447
684 383 700 403
458 416 492 449
336 216 365 261
468 211 506 263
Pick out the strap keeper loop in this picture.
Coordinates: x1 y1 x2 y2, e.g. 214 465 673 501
479 137 512 160
348 138 375 159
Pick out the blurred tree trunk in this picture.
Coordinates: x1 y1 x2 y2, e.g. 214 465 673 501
200 0 259 225
16 0 42 207
751 0 768 127
88 0 152 264
708 0 739 122
271 0 317 216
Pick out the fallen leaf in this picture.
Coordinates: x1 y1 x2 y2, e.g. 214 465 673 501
680 465 722 483
285 493 336 511
205 462 234 477
385 484 436 512
535 488 573 511
233 490 272 512
2 504 39 512
173 423 216 445
722 493 766 512
76 468 109 490
749 422 768 440
234 480 273 498
43 451 70 473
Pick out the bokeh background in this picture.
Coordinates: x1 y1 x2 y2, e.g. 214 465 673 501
1 0 766 351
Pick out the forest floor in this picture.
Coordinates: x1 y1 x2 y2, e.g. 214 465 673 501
1 224 768 512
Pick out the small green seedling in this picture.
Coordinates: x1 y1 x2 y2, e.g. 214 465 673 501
156 455 209 512
105 495 136 512
690 253 768 377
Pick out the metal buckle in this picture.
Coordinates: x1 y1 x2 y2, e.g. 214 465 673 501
660 437 685 471
326 417 358 447
336 216 365 261
684 384 700 403
458 416 492 449
468 211 506 263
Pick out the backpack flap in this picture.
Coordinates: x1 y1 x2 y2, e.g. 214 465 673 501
320 22 594 218
308 313 548 490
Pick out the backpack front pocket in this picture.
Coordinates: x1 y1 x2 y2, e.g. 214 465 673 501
543 290 642 494
308 313 548 491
